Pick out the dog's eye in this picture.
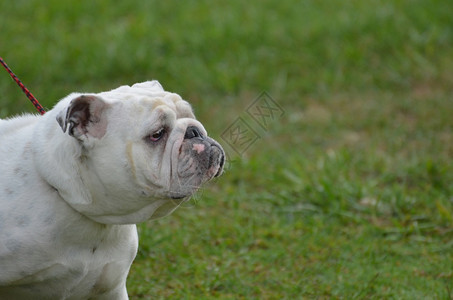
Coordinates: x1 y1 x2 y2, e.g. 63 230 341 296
149 128 165 142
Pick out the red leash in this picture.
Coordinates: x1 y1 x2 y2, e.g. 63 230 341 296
0 57 46 115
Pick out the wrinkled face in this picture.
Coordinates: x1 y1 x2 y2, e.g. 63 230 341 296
107 94 225 200
56 82 225 223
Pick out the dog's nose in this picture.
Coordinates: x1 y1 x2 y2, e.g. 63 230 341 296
184 126 204 139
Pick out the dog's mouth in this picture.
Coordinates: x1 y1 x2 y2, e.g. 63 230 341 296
167 131 225 200
211 143 225 178
177 139 224 178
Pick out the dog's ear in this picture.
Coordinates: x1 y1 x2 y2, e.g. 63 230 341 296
57 95 109 139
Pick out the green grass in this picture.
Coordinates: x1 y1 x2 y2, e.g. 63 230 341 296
1 0 453 298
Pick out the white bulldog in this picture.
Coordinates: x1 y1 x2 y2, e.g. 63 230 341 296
0 81 225 299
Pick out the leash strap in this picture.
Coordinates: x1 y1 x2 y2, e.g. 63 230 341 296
0 57 46 115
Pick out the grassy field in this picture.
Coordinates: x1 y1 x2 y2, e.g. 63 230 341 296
1 0 453 298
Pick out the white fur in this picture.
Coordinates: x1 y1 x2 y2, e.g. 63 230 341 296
0 81 223 299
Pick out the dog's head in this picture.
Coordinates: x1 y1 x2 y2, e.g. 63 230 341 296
50 81 224 224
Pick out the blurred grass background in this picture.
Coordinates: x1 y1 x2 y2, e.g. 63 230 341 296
1 0 453 298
